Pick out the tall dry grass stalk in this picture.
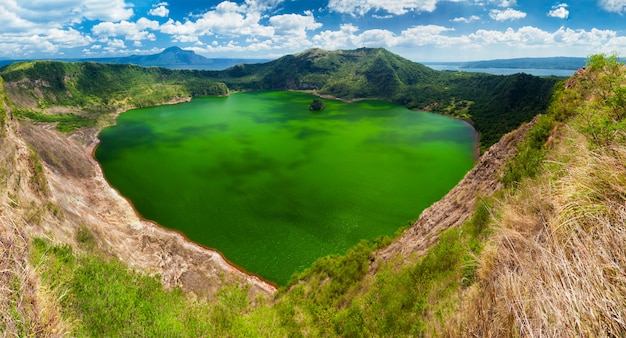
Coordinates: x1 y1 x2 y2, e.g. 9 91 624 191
0 213 68 336
449 126 626 337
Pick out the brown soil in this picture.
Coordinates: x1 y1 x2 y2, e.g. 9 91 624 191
6 108 276 301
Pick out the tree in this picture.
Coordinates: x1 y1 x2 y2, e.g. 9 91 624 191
309 98 325 111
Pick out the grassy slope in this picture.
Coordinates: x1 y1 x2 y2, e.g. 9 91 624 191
22 54 626 337
212 48 559 150
0 61 228 132
448 54 626 336
1 48 558 150
7 50 609 336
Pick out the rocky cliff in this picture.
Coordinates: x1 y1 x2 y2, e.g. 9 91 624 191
0 103 276 304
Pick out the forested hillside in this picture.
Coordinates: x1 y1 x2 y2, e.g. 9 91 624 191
4 48 611 336
208 48 559 149
1 47 559 150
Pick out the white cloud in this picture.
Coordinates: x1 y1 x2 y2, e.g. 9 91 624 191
102 38 126 53
451 15 481 23
0 27 93 57
308 23 623 61
328 0 444 16
548 4 569 19
494 0 516 7
80 0 134 22
45 28 94 47
357 29 398 46
0 0 133 33
397 25 460 46
489 8 527 21
312 24 360 49
312 24 462 50
0 3 35 32
245 0 285 13
159 1 276 43
468 26 616 49
269 13 322 36
92 18 159 42
474 0 517 7
598 0 626 13
148 4 169 18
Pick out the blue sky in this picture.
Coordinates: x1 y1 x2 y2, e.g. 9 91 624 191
1 0 626 61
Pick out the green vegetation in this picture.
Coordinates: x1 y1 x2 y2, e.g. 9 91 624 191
14 109 96 133
0 61 228 131
308 98 325 111
573 54 626 145
450 53 626 335
210 48 558 150
30 236 265 336
501 114 555 187
4 48 586 336
1 48 556 149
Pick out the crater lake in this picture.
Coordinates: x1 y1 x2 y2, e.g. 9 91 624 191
95 91 476 285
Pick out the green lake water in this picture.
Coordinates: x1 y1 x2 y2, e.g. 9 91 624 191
95 91 476 285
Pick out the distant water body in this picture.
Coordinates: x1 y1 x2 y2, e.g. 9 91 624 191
96 91 476 285
426 64 577 77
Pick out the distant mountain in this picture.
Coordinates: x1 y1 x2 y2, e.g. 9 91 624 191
0 47 559 149
206 47 559 149
0 47 269 70
78 46 270 70
459 57 587 70
213 47 439 98
120 46 214 66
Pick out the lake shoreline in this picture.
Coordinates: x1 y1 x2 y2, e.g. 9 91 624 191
293 89 481 160
88 96 280 291
95 90 477 284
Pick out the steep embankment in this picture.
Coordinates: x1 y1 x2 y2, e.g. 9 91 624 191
445 55 626 336
0 48 567 336
258 55 626 337
0 64 274 335
213 48 559 150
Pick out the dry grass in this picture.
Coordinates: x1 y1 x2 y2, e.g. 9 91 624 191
0 213 71 336
0 214 42 336
449 126 626 337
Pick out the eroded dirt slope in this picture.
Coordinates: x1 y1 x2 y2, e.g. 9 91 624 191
1 111 275 302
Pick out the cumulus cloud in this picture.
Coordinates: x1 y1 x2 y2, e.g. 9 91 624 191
598 0 626 13
474 0 516 7
0 27 93 57
451 15 481 23
494 0 517 7
92 18 160 41
548 3 569 19
159 1 278 43
489 8 527 21
0 0 133 33
149 3 169 17
269 13 322 37
328 0 445 16
312 24 461 50
312 24 360 49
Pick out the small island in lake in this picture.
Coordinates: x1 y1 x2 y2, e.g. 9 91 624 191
309 98 325 111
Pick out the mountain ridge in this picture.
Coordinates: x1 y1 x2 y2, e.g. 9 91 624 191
0 47 559 150
2 49 625 336
0 46 270 70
